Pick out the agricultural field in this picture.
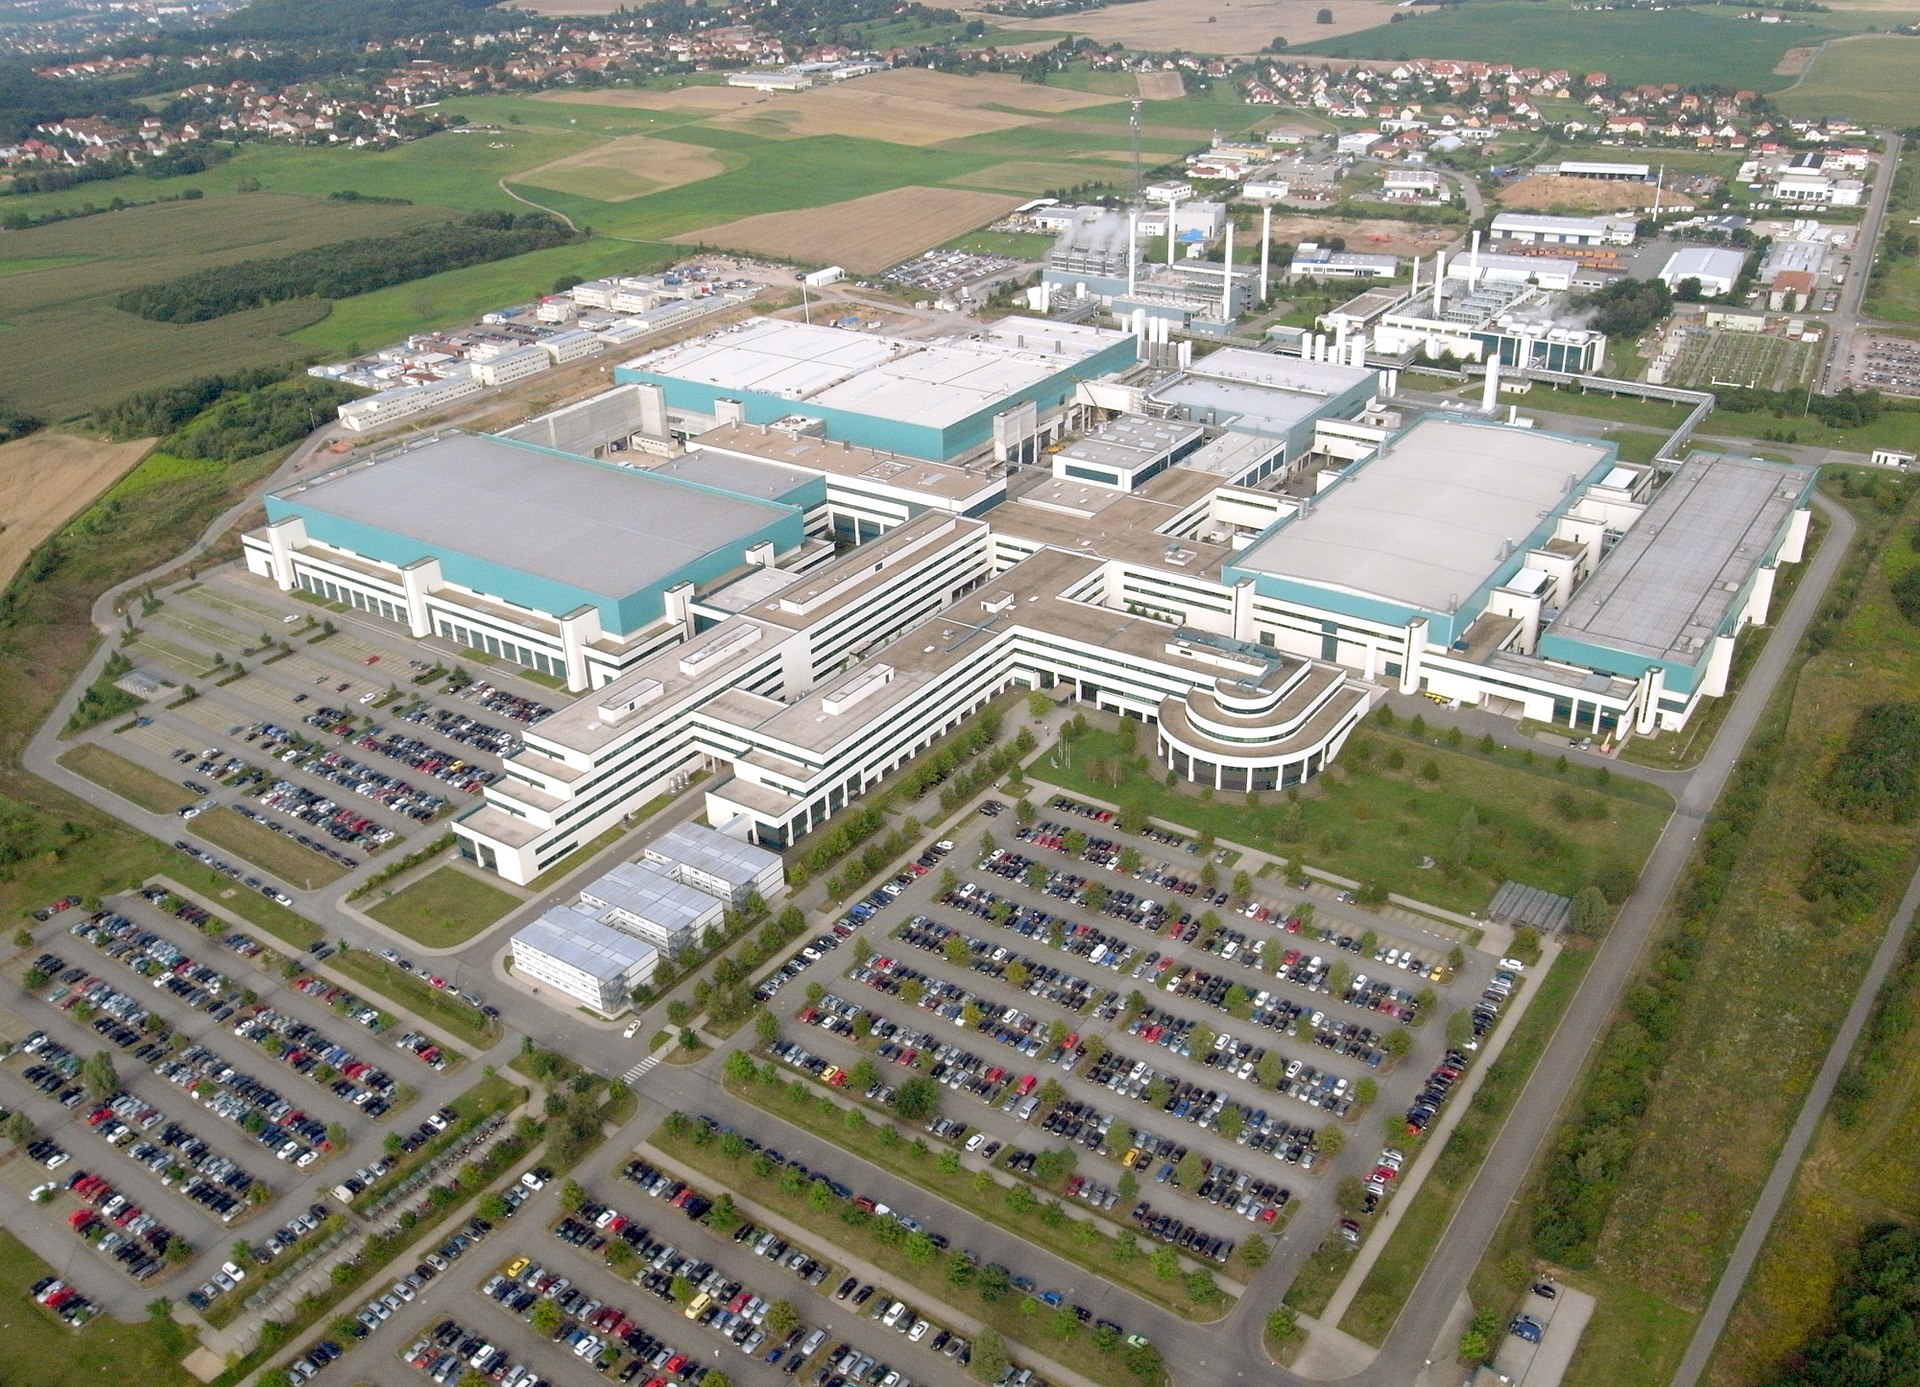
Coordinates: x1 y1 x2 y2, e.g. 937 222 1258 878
1499 175 1669 213
0 191 446 420
675 186 1025 272
1296 2 1855 92
0 69 1276 418
0 432 155 585
1775 33 1920 126
989 0 1402 50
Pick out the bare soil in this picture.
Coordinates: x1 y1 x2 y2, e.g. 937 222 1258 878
674 186 1023 272
0 433 155 587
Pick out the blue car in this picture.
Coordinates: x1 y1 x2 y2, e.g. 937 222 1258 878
1510 1316 1544 1344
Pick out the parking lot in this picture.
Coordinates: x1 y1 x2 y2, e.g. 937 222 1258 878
880 249 1023 296
1848 330 1920 397
70 567 560 899
0 887 476 1314
750 797 1516 1287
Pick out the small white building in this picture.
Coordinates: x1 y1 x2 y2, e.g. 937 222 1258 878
509 908 660 1014
1337 130 1384 156
1383 169 1447 201
539 327 601 365
1658 247 1747 297
643 821 785 909
474 345 552 387
1144 180 1196 205
1490 212 1636 247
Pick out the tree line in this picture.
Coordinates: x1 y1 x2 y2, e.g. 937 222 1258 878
91 367 296 441
1768 1223 1918 1387
166 378 365 462
114 210 578 323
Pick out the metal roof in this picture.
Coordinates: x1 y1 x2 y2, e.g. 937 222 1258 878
512 907 659 982
1236 417 1611 613
273 433 792 605
648 821 781 886
1549 451 1813 663
581 858 718 935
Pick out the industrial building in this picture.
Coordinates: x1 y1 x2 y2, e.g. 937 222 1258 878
1329 248 1608 374
1041 206 1261 336
509 911 659 1014
615 316 1135 463
1289 245 1398 281
243 316 1813 890
1489 213 1637 248
1659 246 1748 297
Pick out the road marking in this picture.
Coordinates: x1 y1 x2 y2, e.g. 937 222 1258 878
621 1054 660 1084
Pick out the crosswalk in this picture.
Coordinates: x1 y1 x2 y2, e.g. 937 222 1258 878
620 1053 661 1085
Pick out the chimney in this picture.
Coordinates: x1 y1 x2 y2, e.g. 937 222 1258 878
1221 221 1234 320
1166 192 1180 268
1126 209 1138 297
1259 202 1272 303
1482 353 1502 411
1433 251 1445 312
1470 227 1481 278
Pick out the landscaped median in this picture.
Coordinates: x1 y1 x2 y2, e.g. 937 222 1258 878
366 865 520 949
649 1113 1173 1387
328 945 499 1047
715 1057 1239 1319
58 741 189 815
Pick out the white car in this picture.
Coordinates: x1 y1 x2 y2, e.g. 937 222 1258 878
220 1260 247 1283
623 1021 641 1039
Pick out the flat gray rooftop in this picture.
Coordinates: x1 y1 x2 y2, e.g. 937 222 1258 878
1549 451 1813 662
276 433 788 604
649 821 780 885
647 450 813 504
1236 417 1612 613
581 858 717 934
513 908 659 982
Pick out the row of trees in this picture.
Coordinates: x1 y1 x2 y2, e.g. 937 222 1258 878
166 378 364 462
116 210 577 323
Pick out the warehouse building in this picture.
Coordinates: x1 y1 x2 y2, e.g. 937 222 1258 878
1658 246 1748 297
1489 213 1637 247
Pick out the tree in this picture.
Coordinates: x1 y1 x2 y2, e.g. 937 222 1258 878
1266 1305 1301 1346
1150 1244 1182 1280
977 1262 1012 1302
82 1051 118 1102
1216 1104 1246 1142
558 1178 585 1213
894 1076 940 1122
1242 1234 1272 1269
1315 5 1334 19
1317 1123 1345 1157
969 1329 1012 1384
1038 1077 1066 1112
1569 884 1611 938
755 1009 780 1044
765 1300 800 1339
1446 1009 1474 1049
1381 1026 1413 1058
1174 1150 1204 1189
478 1192 509 1223
531 1298 563 1335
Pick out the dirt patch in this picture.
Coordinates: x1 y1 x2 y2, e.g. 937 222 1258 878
0 433 154 587
516 135 729 201
1773 44 1819 76
963 0 1400 50
534 85 763 114
675 187 1023 273
1135 71 1188 101
1498 174 1677 212
1264 214 1457 257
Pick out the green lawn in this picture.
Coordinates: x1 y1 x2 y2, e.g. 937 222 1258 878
59 743 188 816
368 865 520 948
191 805 347 888
1340 948 1593 1344
1297 3 1852 92
1034 718 1670 915
329 946 494 1047
0 1230 197 1387
1282 1238 1356 1317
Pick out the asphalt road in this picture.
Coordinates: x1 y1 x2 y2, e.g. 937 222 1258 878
1819 129 1902 395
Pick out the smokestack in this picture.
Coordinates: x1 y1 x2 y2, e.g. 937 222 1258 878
1386 368 1400 397
1313 333 1327 362
1409 254 1420 297
1351 333 1366 369
1127 210 1138 297
1221 222 1234 321
1133 308 1148 361
1482 354 1502 411
1470 227 1481 278
1166 193 1180 268
1433 252 1445 312
1334 317 1349 355
1259 202 1272 303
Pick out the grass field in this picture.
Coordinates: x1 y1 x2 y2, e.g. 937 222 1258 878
58 743 188 816
1776 33 1920 125
329 946 496 1047
192 805 348 888
367 865 521 949
1033 718 1669 915
0 1229 198 1387
1470 474 1920 1387
1296 3 1852 92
